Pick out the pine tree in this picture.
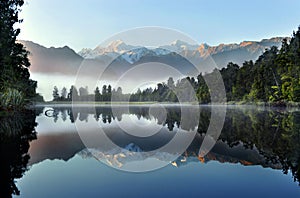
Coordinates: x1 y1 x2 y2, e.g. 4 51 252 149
61 87 67 100
94 87 101 101
52 86 59 101
0 0 37 100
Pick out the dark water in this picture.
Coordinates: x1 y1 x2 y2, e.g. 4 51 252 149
1 105 300 198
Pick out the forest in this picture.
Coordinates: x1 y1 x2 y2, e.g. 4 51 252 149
52 26 300 106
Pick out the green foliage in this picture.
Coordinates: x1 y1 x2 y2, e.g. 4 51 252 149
229 26 300 103
196 73 210 103
220 62 239 101
0 88 24 110
0 0 37 107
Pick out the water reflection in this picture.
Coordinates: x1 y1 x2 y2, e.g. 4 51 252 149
0 110 37 198
39 105 300 185
1 105 300 198
44 105 200 131
219 107 300 185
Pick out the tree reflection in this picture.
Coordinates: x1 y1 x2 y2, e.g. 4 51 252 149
42 105 300 185
45 106 201 131
0 110 37 198
214 107 300 185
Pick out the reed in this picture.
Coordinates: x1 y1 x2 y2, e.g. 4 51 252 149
0 88 25 110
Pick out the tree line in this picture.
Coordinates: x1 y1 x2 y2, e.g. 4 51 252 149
52 85 124 102
51 78 196 103
52 26 300 105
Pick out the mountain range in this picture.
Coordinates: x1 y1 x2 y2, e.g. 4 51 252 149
28 128 281 171
20 37 289 77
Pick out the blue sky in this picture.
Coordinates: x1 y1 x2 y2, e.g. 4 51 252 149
19 0 300 51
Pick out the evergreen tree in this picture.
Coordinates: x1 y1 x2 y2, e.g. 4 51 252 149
52 86 59 101
233 60 254 100
0 0 37 103
61 87 67 100
68 85 78 101
102 85 107 95
107 85 112 101
220 62 239 101
196 73 210 103
94 86 101 101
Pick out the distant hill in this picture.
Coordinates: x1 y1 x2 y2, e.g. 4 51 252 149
19 40 83 75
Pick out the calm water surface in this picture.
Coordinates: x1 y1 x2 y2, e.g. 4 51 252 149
1 105 300 198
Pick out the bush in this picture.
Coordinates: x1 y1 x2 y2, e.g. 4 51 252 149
0 88 25 110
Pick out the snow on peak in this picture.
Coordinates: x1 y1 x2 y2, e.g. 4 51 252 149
153 48 172 56
171 39 190 46
108 39 125 46
77 143 179 168
160 40 199 53
120 47 152 64
106 40 130 52
77 37 286 62
78 48 97 59
172 40 199 50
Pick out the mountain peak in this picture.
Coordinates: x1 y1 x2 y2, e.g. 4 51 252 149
167 40 199 51
107 39 125 48
76 37 288 64
198 43 210 49
197 43 210 55
171 39 190 46
240 41 254 47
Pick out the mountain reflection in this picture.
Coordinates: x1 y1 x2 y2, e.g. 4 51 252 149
40 105 300 185
0 110 37 198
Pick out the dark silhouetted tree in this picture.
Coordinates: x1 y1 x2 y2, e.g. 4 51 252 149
0 0 37 101
95 86 101 101
61 87 67 100
52 86 59 101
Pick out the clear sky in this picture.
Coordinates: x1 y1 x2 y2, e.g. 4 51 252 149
19 0 300 52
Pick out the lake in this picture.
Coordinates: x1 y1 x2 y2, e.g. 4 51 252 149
1 104 300 198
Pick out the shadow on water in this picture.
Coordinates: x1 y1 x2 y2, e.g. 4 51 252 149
0 110 38 198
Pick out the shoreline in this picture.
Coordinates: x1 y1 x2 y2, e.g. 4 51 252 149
31 100 300 108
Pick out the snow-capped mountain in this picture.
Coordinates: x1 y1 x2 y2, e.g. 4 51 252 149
120 47 156 64
79 40 138 61
159 39 199 53
78 39 200 64
28 130 282 171
78 143 178 169
20 37 289 77
92 40 137 58
78 37 289 67
79 40 163 64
